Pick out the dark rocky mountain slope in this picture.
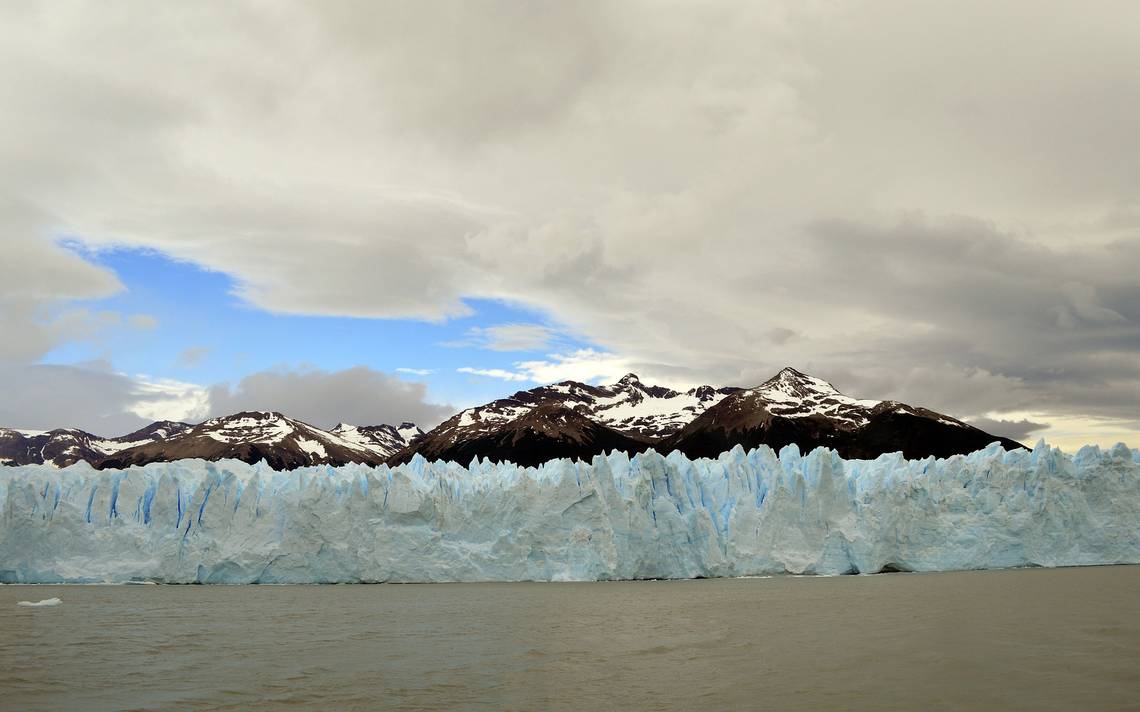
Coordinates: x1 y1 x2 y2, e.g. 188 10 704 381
388 404 655 467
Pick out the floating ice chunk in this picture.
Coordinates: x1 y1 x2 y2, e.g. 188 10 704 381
17 598 61 607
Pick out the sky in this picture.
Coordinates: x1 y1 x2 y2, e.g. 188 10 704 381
1 2 1138 451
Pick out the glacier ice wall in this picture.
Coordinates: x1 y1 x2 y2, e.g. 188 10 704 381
2 442 1138 583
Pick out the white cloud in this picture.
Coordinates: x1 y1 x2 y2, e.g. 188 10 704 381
459 349 700 390
512 349 639 386
396 367 435 376
127 375 210 423
456 367 531 382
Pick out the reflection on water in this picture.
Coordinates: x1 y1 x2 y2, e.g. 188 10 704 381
2 566 1138 711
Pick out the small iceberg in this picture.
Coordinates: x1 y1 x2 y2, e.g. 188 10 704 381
17 597 61 607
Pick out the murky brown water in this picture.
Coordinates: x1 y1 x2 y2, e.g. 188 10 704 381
2 567 1139 711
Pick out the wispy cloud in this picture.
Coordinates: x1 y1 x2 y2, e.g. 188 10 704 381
443 323 562 352
478 323 560 351
456 367 531 382
396 367 435 376
174 346 211 369
129 313 159 330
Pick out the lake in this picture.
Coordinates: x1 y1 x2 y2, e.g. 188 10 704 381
2 566 1138 710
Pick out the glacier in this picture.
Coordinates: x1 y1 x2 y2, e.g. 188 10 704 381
1 441 1138 584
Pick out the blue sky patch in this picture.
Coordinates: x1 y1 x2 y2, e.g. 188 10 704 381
41 245 598 408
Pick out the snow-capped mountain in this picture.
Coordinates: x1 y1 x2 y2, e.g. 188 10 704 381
1 413 422 469
392 368 1024 466
387 373 740 466
560 374 743 437
390 373 739 465
97 412 424 470
660 367 1025 460
0 421 194 467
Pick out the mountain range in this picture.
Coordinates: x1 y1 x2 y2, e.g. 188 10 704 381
0 368 1023 469
390 368 1023 466
0 413 423 469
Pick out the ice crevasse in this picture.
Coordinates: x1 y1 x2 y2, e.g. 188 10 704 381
1 441 1138 583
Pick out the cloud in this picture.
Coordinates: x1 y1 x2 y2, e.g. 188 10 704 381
0 363 453 435
0 364 206 436
458 349 698 388
396 367 434 376
511 349 640 386
965 417 1050 444
2 2 1140 443
207 366 453 428
447 323 561 352
127 376 210 424
1052 282 1128 328
174 346 211 369
456 367 530 382
0 224 125 363
129 313 159 330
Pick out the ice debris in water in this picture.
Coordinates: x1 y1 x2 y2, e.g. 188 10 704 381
17 597 61 607
1 440 1138 583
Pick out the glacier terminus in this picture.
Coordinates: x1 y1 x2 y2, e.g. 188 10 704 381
1 441 1138 584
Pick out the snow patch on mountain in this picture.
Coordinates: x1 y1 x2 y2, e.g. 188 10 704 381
199 412 296 445
88 438 152 455
295 438 328 459
396 423 422 443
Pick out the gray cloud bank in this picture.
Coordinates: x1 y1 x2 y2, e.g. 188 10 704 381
0 364 452 437
965 418 1050 445
0 364 160 435
1 2 1139 441
206 367 453 430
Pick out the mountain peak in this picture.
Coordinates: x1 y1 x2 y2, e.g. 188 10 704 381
616 373 641 386
772 366 812 382
760 367 838 394
221 410 282 420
